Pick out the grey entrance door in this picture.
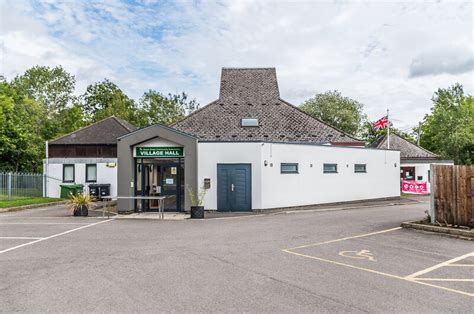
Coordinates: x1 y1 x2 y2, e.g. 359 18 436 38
217 164 251 211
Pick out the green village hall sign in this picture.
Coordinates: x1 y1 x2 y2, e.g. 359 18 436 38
136 147 184 158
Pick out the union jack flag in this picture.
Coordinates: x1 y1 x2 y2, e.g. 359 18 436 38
372 116 389 130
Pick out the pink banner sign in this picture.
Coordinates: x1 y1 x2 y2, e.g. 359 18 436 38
401 180 428 194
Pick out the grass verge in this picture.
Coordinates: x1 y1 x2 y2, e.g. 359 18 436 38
0 197 63 209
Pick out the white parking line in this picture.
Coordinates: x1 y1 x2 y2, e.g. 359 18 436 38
0 222 91 225
0 237 44 240
0 219 114 254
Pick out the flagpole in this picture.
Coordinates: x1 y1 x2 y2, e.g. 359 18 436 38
387 109 390 149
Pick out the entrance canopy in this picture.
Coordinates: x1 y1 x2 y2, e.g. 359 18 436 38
117 124 198 213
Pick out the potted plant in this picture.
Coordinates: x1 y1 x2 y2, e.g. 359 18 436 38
186 185 208 219
67 194 93 217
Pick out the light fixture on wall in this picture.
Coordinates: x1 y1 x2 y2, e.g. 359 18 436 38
394 162 397 167
264 160 268 167
310 164 313 168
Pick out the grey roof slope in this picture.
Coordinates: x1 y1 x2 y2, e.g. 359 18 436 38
171 68 364 145
49 116 137 145
369 133 439 159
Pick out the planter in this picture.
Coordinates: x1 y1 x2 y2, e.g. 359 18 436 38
190 206 204 219
73 205 89 217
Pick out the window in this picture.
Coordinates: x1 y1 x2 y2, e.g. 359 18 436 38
63 164 75 182
86 164 97 182
323 163 338 173
241 118 259 127
281 163 298 174
428 170 431 182
354 164 367 173
417 176 423 181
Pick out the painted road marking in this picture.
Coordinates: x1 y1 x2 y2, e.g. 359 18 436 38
283 227 474 297
0 237 44 240
339 249 376 261
415 278 474 282
405 252 474 280
0 222 92 225
286 227 402 251
0 219 114 254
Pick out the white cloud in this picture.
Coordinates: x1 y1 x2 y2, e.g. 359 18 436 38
0 0 473 131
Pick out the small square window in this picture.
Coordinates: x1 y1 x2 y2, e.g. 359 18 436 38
354 164 367 173
63 164 75 183
86 164 97 182
323 163 338 173
417 176 423 181
281 163 298 174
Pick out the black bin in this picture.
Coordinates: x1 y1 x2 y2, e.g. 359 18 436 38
99 184 110 198
89 185 99 198
88 184 111 200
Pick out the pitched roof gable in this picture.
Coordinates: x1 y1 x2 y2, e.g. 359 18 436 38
171 68 364 145
369 133 439 159
49 116 137 145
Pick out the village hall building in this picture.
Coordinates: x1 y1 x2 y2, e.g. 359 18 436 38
370 133 453 193
116 68 400 213
44 117 137 198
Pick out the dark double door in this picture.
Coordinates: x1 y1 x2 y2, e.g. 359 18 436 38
217 164 251 212
136 159 184 212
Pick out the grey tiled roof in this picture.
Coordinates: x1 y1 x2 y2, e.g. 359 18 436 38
50 116 137 145
369 133 439 159
172 68 364 145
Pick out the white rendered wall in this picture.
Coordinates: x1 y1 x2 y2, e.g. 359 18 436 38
197 142 400 210
260 143 400 209
43 158 118 198
197 142 263 210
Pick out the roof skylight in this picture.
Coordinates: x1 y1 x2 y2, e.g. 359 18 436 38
241 118 259 127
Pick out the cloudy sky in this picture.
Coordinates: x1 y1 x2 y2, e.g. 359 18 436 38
1 0 473 131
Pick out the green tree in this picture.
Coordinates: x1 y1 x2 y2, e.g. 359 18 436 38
56 104 88 135
300 90 367 136
0 81 45 172
11 65 75 116
80 79 139 124
137 90 199 126
420 84 473 165
361 121 416 144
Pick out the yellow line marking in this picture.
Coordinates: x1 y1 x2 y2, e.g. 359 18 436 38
283 227 474 297
283 249 473 297
286 227 402 251
415 278 474 282
405 252 474 280
339 249 376 261
283 249 403 280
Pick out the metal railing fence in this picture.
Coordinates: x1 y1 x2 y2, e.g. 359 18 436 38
0 172 44 200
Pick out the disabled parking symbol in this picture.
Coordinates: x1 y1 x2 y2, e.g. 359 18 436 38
339 249 376 261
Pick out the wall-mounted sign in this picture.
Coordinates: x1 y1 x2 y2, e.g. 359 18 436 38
136 147 184 158
401 180 428 195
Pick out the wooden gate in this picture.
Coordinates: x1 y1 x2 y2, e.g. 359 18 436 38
430 165 474 226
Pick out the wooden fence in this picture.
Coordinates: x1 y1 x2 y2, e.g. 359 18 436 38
430 165 474 227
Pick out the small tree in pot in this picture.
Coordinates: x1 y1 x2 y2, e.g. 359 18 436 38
67 194 93 217
186 185 208 219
